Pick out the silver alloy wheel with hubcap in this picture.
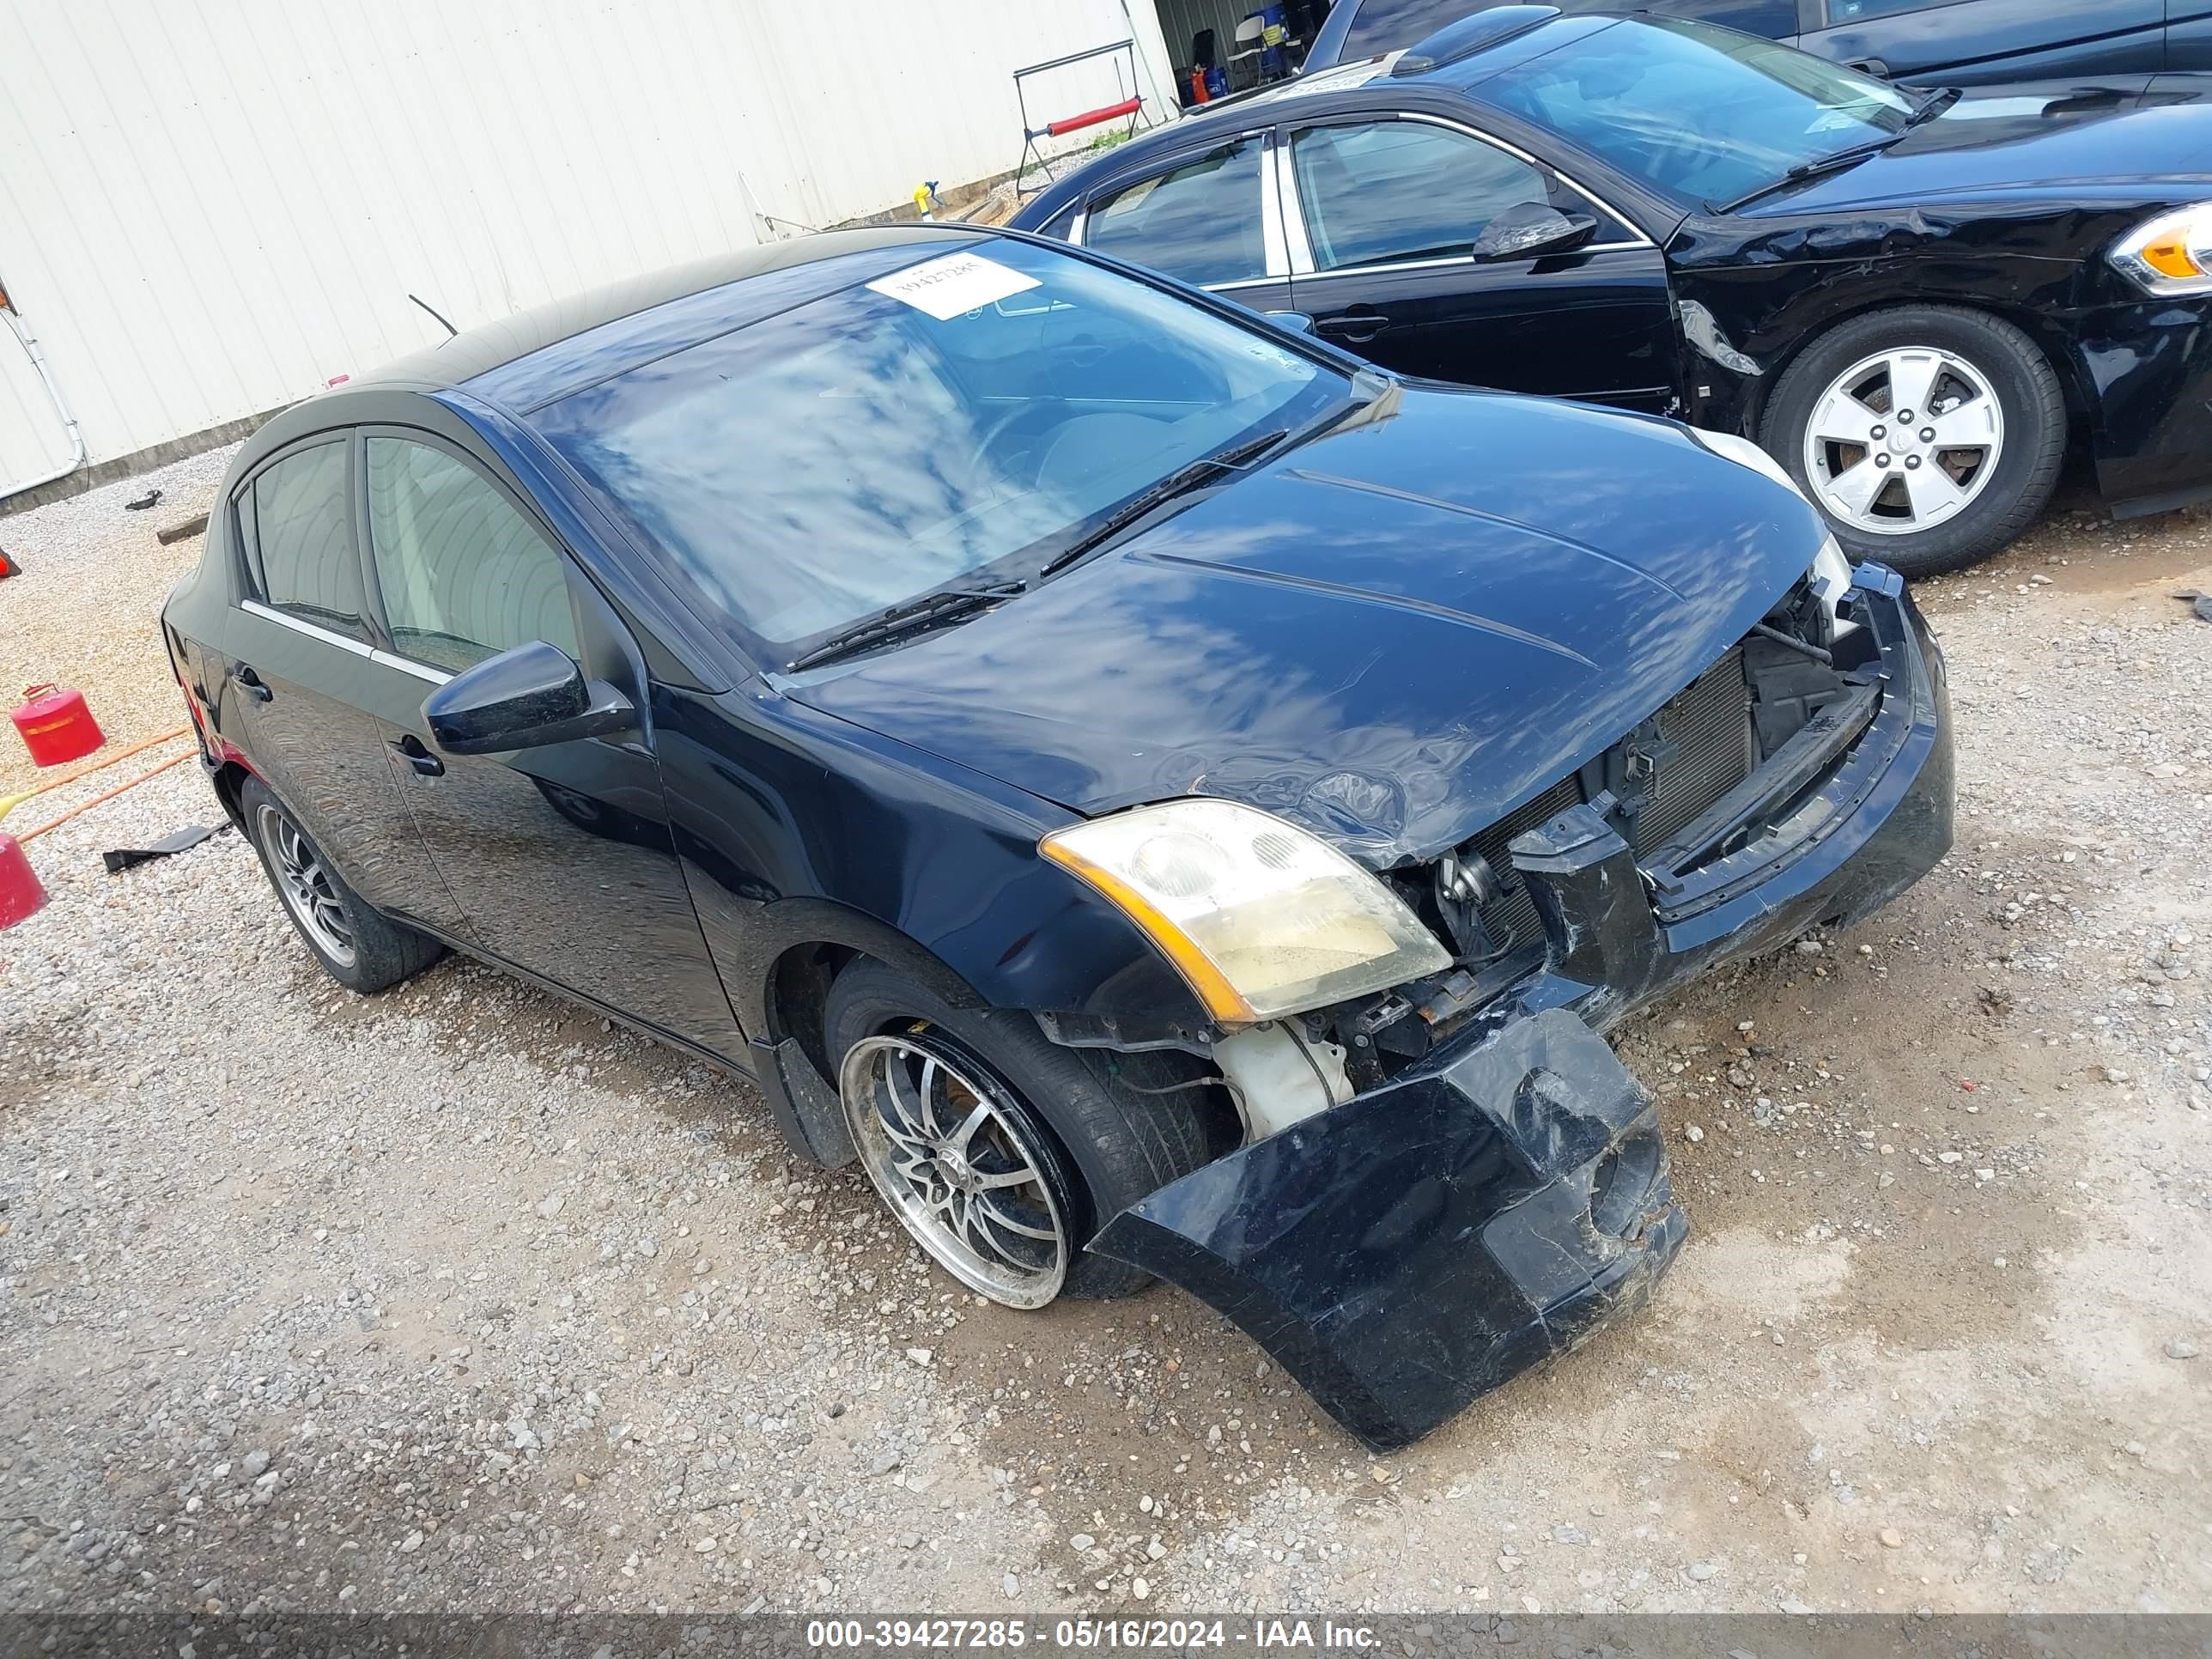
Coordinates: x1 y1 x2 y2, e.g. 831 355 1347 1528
839 1031 1069 1308
1802 346 2005 538
256 803 356 968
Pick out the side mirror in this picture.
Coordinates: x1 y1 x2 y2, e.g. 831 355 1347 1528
422 640 635 756
1471 203 1599 264
1265 309 1317 335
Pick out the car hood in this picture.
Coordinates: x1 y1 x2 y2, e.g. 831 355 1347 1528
786 388 1827 868
1760 87 2212 217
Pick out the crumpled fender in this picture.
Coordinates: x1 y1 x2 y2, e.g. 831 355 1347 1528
1088 1008 1685 1451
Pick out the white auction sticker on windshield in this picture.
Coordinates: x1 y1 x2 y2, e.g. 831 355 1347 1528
866 251 1040 319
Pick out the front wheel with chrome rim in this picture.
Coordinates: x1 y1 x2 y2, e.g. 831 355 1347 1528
1762 305 2067 579
823 958 1222 1306
840 1031 1073 1307
239 775 444 994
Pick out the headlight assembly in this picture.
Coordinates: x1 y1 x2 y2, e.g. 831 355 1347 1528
2110 204 2212 297
1039 799 1450 1025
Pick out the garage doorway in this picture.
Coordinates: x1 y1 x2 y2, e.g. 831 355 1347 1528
1153 0 1330 104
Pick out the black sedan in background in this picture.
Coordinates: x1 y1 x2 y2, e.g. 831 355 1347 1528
1018 7 2212 574
1304 0 2212 83
163 227 1950 1449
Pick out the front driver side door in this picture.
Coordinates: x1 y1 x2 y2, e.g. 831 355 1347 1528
1281 115 1681 412
356 428 744 1058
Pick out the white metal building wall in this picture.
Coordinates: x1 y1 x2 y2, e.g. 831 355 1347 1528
0 0 1176 492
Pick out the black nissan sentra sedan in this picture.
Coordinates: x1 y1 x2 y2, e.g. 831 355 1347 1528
161 227 1954 1449
1016 6 2212 575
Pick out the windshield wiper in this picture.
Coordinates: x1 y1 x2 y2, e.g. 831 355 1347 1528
1034 429 1291 585
1033 374 1396 586
1715 87 1960 215
786 577 1026 672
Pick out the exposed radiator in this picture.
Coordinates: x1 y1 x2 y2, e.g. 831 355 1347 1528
1633 647 1754 855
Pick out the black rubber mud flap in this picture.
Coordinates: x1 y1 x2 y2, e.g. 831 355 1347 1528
1088 1008 1686 1452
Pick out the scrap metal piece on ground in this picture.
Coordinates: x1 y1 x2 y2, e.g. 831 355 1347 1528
156 513 210 546
102 822 222 874
124 487 163 511
2174 589 2212 623
1089 1006 1685 1452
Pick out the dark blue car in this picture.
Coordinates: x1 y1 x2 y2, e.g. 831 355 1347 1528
1304 0 2212 83
161 227 1953 1448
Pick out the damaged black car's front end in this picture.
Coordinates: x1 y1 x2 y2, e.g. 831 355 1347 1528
1086 566 1951 1449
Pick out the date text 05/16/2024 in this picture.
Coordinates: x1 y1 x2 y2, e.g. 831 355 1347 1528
803 1619 1382 1650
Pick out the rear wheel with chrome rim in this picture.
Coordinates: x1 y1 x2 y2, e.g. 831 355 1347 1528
823 957 1220 1305
240 775 444 994
1762 305 2067 579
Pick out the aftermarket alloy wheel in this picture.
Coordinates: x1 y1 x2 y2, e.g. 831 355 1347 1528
257 800 356 968
240 775 443 994
1763 306 2066 579
840 1031 1073 1308
823 958 1218 1305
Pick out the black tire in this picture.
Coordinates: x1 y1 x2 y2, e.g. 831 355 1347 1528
1760 305 2067 579
823 958 1215 1301
240 775 444 994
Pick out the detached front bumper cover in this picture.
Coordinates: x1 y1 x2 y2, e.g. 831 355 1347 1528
1090 1008 1683 1452
1090 569 1954 1452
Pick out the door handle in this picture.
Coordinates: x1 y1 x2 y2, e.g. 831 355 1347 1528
1316 308 1387 344
230 664 272 702
388 734 445 777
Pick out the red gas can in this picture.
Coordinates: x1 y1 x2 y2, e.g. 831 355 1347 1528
0 832 46 928
10 684 104 767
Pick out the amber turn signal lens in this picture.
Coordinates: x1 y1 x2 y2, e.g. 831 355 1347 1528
2142 237 2205 281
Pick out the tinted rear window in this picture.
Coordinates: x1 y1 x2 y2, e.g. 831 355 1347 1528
241 441 367 641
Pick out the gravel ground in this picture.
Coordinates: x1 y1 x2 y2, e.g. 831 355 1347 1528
1 453 2207 1620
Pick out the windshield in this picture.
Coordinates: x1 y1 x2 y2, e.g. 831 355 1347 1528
532 237 1340 659
1480 17 1917 206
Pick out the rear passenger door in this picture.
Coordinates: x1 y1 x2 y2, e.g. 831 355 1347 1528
1800 0 2165 82
222 435 472 938
1280 115 1680 411
1072 134 1299 323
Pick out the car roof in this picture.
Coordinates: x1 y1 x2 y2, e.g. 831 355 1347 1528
343 223 978 408
1017 12 1628 224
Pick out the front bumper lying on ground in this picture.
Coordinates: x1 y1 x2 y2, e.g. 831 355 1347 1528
1092 1007 1683 1452
1092 570 1954 1450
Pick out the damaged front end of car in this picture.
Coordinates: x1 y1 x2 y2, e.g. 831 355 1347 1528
1069 562 1953 1450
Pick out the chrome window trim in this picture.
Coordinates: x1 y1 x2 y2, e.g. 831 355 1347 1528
1257 136 1291 278
1206 276 1285 295
370 650 452 685
241 599 372 657
1273 131 1316 274
1068 207 1088 242
1279 111 1656 277
1300 242 1650 282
